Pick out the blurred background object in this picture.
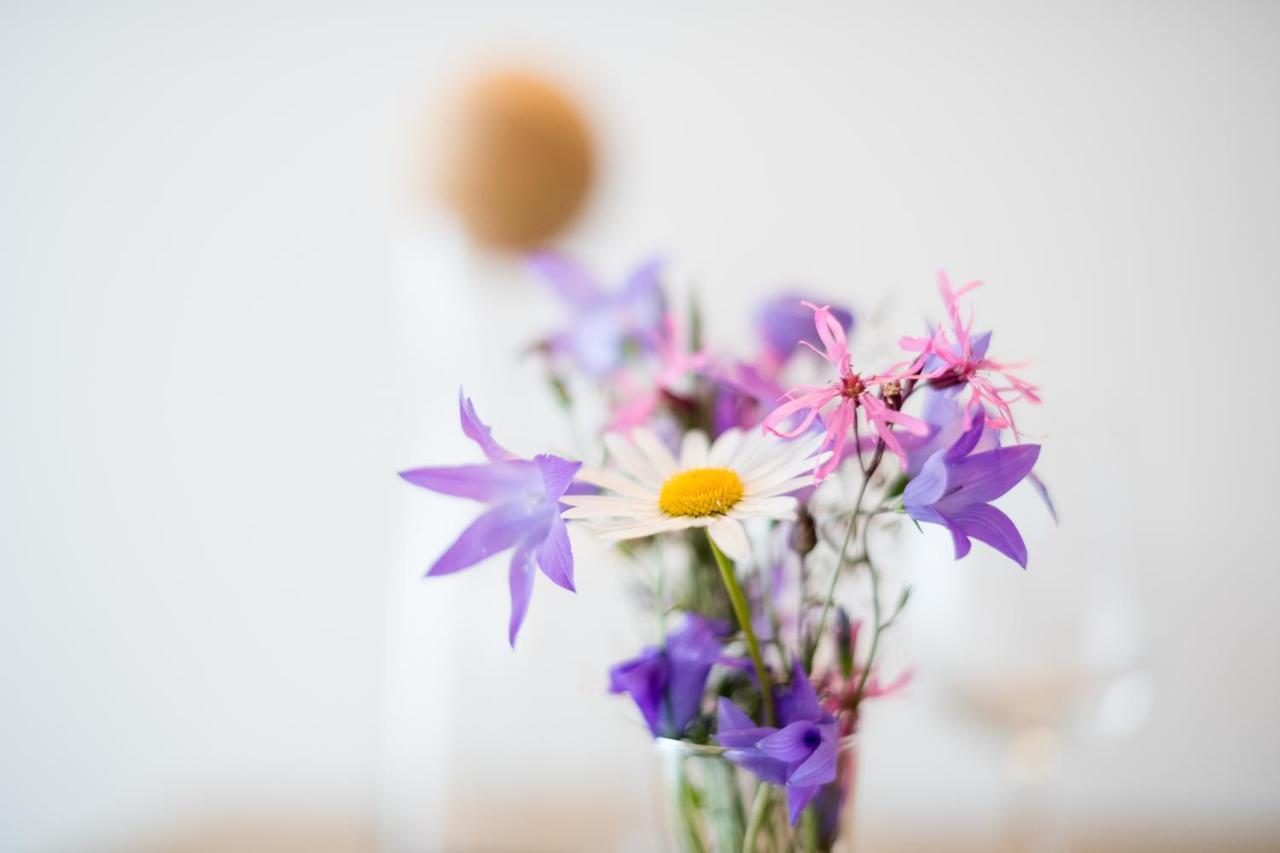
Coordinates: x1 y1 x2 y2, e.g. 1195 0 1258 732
436 69 595 250
906 489 1152 851
2 2 1280 852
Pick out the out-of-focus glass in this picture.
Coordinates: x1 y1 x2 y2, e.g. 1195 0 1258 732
654 737 860 853
909 490 1151 851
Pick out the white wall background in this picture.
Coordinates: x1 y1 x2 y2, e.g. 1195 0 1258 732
2 1 1278 850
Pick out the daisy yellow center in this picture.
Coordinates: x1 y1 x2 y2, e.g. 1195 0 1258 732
658 468 745 517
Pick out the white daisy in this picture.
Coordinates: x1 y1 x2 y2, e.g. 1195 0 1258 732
560 427 828 562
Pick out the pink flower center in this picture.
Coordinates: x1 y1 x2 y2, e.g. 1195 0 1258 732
929 362 975 390
839 374 866 400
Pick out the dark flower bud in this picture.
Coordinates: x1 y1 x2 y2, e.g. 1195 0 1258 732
881 379 903 410
790 505 818 556
835 606 855 679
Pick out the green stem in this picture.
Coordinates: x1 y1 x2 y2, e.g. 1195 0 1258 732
677 770 707 853
852 557 883 707
741 784 771 853
800 805 820 852
706 530 775 726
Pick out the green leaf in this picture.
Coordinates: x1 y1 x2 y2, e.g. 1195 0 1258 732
895 585 912 616
884 473 909 499
546 373 572 409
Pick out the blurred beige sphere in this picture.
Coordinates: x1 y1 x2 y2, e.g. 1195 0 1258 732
437 70 595 250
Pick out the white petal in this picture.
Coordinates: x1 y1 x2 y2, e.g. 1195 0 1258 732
576 466 655 500
741 439 821 488
786 429 826 458
708 428 744 467
580 512 669 531
732 430 781 478
732 496 798 520
724 435 762 477
562 503 654 521
736 495 798 513
761 430 822 469
750 476 815 499
707 516 750 562
731 507 796 522
632 428 679 478
679 430 710 469
604 433 663 486
559 494 653 512
561 507 608 520
603 516 698 541
744 456 822 493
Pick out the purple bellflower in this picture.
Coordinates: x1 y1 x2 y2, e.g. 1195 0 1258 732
708 359 786 436
900 387 1000 478
609 614 726 738
756 294 855 372
529 252 666 378
399 391 581 646
716 664 839 825
903 416 1040 568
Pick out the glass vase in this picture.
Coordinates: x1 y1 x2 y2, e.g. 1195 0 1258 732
654 737 858 853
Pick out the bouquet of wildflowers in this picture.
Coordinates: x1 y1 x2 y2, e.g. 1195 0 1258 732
400 255 1048 851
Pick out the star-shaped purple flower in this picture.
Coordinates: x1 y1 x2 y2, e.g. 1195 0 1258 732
715 665 839 825
608 614 727 738
529 252 666 377
399 391 581 646
903 415 1040 568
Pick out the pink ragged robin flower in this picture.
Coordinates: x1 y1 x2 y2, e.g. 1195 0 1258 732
899 271 1041 438
608 313 708 431
762 302 928 480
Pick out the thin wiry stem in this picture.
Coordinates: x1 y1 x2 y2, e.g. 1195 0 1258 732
806 508 857 672
851 555 883 707
807 437 884 670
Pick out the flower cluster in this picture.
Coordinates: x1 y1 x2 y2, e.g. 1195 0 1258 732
399 254 1049 833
